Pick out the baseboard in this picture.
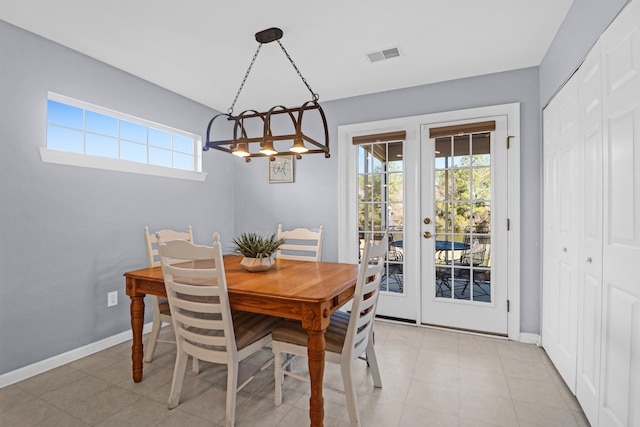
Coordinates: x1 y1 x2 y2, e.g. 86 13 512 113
519 332 541 346
0 322 155 389
393 321 541 345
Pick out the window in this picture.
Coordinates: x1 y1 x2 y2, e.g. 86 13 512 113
41 93 205 181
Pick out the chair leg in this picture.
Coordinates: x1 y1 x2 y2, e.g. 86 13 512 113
273 349 284 406
226 361 239 427
144 313 162 363
167 350 189 409
285 354 294 372
340 360 362 427
365 338 382 388
192 357 200 375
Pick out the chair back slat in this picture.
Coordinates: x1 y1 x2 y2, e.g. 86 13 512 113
164 265 222 282
276 224 324 261
179 326 227 347
343 232 387 360
170 298 222 315
181 341 228 364
172 309 224 328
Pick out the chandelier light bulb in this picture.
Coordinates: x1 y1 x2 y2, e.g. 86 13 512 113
259 140 278 156
232 142 250 157
290 138 309 153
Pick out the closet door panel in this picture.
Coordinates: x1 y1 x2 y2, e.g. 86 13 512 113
542 76 580 392
600 1 640 425
600 107 640 427
601 285 638 427
576 42 603 427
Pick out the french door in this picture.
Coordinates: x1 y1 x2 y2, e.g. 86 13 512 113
338 103 519 337
351 131 419 321
420 116 510 335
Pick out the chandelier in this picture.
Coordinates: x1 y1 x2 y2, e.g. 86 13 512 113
203 28 330 162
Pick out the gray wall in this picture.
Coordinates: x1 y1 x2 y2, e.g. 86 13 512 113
0 20 231 375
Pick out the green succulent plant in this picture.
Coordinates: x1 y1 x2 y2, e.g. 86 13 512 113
231 232 284 259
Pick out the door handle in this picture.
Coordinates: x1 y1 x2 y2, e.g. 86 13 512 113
423 231 432 239
423 218 431 225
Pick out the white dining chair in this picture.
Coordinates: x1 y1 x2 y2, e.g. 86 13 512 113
271 232 387 426
157 233 281 427
143 225 193 363
276 223 324 261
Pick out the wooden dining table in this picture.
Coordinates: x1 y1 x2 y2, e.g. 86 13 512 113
124 255 359 427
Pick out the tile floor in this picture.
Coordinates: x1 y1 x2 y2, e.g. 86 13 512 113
0 321 589 426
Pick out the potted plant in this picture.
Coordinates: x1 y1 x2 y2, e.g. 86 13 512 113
231 232 284 271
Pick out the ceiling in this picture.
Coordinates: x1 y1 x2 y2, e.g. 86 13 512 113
0 0 574 113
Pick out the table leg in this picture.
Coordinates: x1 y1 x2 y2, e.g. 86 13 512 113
307 329 326 427
130 295 145 383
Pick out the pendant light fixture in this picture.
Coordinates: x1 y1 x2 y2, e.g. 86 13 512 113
204 28 330 162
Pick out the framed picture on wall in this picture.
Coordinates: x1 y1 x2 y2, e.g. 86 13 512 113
268 155 294 183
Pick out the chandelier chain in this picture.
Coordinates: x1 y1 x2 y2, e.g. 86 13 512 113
228 44 262 114
277 41 319 102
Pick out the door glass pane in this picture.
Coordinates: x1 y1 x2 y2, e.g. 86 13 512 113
453 169 471 201
471 133 491 166
452 202 471 233
358 175 371 202
373 203 383 230
357 140 404 294
435 202 453 233
434 133 493 303
435 170 451 201
473 168 491 201
358 203 372 231
452 135 471 167
473 202 491 231
388 172 404 202
372 173 384 203
471 268 491 303
435 266 452 298
453 268 471 301
372 147 383 171
388 141 403 171
434 137 451 169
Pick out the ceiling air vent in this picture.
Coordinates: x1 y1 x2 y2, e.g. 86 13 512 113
367 47 400 63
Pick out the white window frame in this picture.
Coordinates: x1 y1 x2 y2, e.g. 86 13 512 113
40 92 206 182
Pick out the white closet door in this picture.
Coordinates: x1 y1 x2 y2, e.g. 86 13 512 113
542 76 580 392
576 42 604 427
599 0 640 425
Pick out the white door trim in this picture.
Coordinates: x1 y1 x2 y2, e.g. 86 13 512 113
338 103 521 340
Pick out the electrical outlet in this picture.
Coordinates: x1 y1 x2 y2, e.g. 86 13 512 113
107 291 118 307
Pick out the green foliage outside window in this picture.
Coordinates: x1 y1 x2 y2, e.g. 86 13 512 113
435 156 491 236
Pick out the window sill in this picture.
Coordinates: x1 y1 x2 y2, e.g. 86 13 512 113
39 148 207 182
